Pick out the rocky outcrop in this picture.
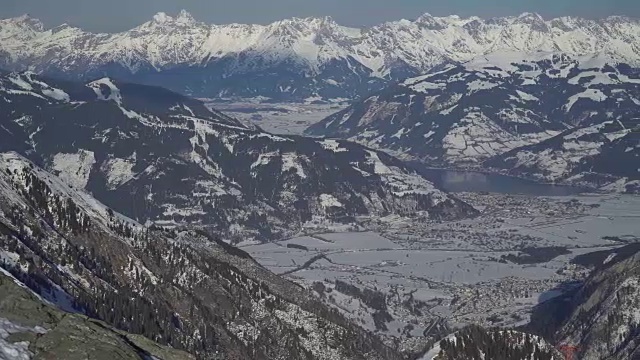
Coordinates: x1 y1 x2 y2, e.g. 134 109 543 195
0 270 195 360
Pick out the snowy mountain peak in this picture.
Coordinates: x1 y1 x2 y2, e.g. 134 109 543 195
7 14 43 28
50 23 74 33
176 9 196 24
152 12 173 24
270 15 341 32
148 10 198 26
2 12 640 100
414 13 434 21
306 15 336 24
413 13 478 28
517 12 544 20
0 13 44 33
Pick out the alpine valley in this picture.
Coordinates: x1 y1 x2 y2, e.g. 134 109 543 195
0 71 476 242
0 7 640 360
0 71 476 359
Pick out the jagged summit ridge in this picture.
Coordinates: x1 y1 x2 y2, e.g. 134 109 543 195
1 11 640 100
150 9 198 26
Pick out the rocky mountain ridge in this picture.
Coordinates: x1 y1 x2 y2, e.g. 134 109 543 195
1 11 640 100
525 244 640 360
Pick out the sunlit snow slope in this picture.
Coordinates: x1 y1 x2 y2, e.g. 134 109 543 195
1 11 640 100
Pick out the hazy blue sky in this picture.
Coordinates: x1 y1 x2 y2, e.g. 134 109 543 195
2 0 639 32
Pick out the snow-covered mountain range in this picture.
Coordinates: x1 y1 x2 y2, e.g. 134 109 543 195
306 53 640 192
0 70 477 358
1 11 640 100
0 71 476 243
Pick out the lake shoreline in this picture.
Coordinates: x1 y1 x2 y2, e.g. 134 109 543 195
409 164 591 196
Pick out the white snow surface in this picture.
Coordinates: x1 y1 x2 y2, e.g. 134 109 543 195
51 150 96 189
564 88 607 111
319 194 343 208
0 318 46 360
101 157 136 189
318 139 348 152
88 78 122 103
2 11 640 81
281 153 306 178
603 253 617 265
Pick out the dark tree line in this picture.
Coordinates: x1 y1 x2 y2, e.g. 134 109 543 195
437 326 557 360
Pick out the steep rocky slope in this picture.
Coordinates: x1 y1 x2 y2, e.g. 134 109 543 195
555 246 640 359
1 12 640 100
521 244 640 360
0 71 475 242
0 269 195 360
0 151 403 360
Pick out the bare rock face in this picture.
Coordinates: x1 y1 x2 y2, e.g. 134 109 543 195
0 270 195 360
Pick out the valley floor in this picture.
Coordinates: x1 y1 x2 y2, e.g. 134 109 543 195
205 101 347 135
242 193 640 353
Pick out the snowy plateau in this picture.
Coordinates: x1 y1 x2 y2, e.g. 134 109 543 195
1 11 640 101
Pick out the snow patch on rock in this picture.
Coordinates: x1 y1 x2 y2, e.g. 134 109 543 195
51 150 95 189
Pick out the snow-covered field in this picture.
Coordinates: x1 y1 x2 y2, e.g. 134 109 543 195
505 194 640 248
205 101 346 135
243 193 640 352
